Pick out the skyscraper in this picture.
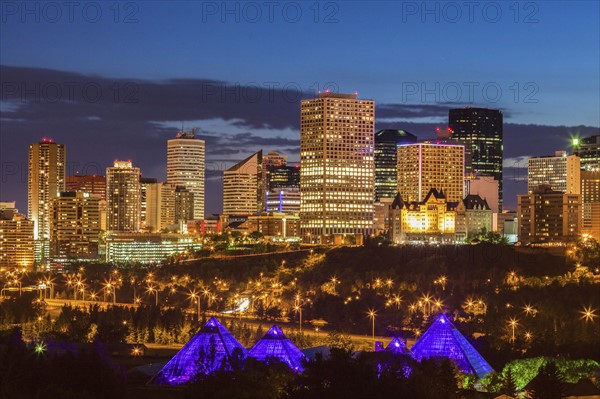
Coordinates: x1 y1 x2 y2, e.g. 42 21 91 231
528 151 580 194
397 142 465 203
65 175 106 199
300 92 375 240
0 203 35 269
448 108 503 209
28 139 66 259
106 160 141 232
573 134 600 171
223 150 263 215
374 129 418 201
581 170 600 238
50 192 100 259
167 131 205 220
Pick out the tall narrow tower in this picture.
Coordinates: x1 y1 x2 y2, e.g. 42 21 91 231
106 160 141 232
28 138 66 259
167 131 205 220
300 92 375 240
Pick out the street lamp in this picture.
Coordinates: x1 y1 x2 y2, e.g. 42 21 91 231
508 318 519 344
367 309 377 343
147 285 159 306
294 305 303 333
189 291 201 319
580 306 598 322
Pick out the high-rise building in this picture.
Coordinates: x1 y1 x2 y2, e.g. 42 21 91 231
65 175 106 199
140 177 158 231
266 188 301 214
106 160 141 232
517 185 581 245
49 192 100 259
175 186 194 224
223 150 263 215
0 206 35 269
448 108 503 209
167 131 204 220
374 129 418 201
573 135 600 171
397 142 465 203
581 170 600 238
528 151 580 194
144 182 193 232
300 92 375 240
28 139 66 259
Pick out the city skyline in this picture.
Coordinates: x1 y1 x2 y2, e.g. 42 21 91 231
1 2 599 214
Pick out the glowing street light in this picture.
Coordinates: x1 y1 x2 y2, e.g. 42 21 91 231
147 285 159 306
189 290 201 319
580 306 598 322
508 318 519 344
294 305 303 333
330 276 339 295
367 309 377 343
523 304 537 316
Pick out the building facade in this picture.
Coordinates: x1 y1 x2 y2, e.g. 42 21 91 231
49 192 100 259
374 129 418 201
105 233 201 264
28 139 66 260
573 135 600 171
528 151 581 194
236 212 301 241
0 210 35 269
65 175 106 199
266 188 301 214
106 160 141 232
581 170 600 239
448 108 503 209
517 185 581 245
167 131 205 220
300 92 375 240
397 142 465 203
223 150 263 215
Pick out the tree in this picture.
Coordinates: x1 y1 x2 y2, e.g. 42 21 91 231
501 368 518 397
528 361 565 399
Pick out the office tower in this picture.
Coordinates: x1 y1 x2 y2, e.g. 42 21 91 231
167 130 205 220
448 108 503 209
223 150 263 215
397 142 465 203
175 186 194 223
528 151 581 194
517 185 581 244
139 177 158 231
49 192 100 259
106 160 141 232
266 188 301 214
0 205 35 269
28 139 66 260
263 151 300 214
145 182 192 232
581 170 600 238
65 175 106 199
374 129 418 201
573 135 600 171
263 151 288 169
300 92 375 240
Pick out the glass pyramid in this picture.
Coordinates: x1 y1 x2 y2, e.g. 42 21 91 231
385 337 412 356
150 317 247 385
248 325 305 371
410 314 493 378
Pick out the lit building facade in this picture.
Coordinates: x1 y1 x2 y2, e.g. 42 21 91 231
106 160 141 232
459 194 493 238
65 175 106 199
0 210 35 269
518 185 581 245
528 151 580 194
144 183 193 233
28 139 66 260
300 92 375 240
266 188 300 214
49 192 100 259
140 177 158 231
573 134 600 171
236 212 301 241
397 142 465 203
581 170 600 238
105 233 201 264
167 131 204 220
223 150 263 215
374 129 417 201
448 108 503 209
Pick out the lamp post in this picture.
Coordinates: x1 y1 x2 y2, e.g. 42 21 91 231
294 305 303 333
580 306 597 322
508 318 519 344
147 286 159 306
367 309 377 343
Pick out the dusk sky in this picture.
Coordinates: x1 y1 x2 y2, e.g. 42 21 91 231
1 1 599 213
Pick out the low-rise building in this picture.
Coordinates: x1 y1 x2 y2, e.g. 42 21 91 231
105 233 201 264
0 205 35 269
231 212 301 241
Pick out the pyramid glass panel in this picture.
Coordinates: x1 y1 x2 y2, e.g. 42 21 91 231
249 325 306 371
150 317 247 385
385 337 412 356
411 314 493 378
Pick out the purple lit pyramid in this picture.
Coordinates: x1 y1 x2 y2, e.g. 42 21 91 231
248 325 306 371
385 337 411 356
150 317 247 385
410 314 493 378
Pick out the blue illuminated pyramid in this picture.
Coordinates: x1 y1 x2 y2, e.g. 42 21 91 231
410 314 493 378
385 337 412 356
150 317 247 385
249 325 305 371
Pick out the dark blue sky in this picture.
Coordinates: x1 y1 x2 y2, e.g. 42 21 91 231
1 1 599 213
